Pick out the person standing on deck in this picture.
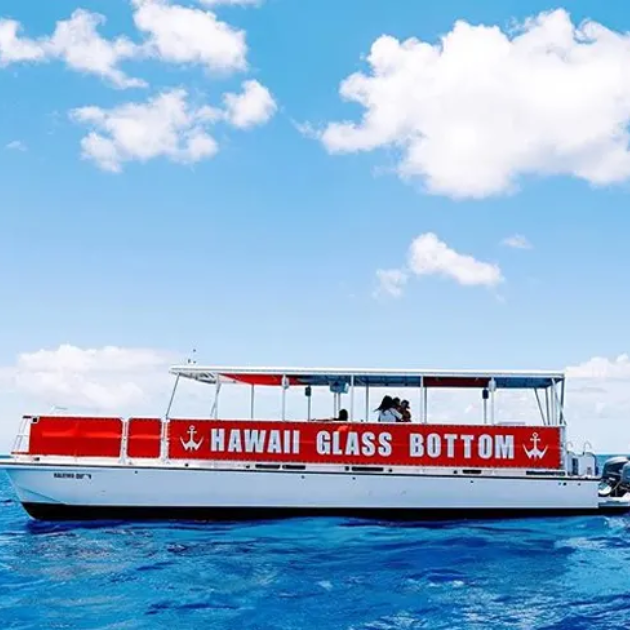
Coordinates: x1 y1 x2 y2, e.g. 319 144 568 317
376 396 402 423
399 400 412 422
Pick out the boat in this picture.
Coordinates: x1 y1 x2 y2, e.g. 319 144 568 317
2 364 630 521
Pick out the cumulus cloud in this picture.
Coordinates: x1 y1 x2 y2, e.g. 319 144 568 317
7 344 175 411
317 9 630 198
132 0 248 73
409 233 503 286
223 79 277 128
567 354 630 380
502 234 532 250
376 233 502 297
70 89 222 172
1 2 276 169
0 10 143 88
69 82 277 172
0 20 46 64
563 354 630 452
49 10 144 88
1 1 254 85
18 345 171 374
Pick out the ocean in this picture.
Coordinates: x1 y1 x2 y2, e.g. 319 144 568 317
1 473 629 629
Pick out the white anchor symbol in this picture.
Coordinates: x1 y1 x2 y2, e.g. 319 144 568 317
523 432 548 460
180 425 204 451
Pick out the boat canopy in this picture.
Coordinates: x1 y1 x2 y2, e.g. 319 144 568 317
169 366 564 390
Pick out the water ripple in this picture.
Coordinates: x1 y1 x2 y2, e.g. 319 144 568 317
0 475 629 629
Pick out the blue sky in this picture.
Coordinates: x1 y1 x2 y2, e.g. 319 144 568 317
1 0 629 450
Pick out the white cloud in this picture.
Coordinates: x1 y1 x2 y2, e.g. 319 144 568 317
7 345 175 411
1 1 253 85
408 233 503 287
0 10 144 88
1 2 276 169
375 269 408 298
563 354 630 453
223 79 277 128
5 140 26 152
566 354 630 380
502 234 532 250
70 80 277 171
70 89 221 172
375 233 502 297
0 19 46 64
132 0 248 73
317 9 630 198
48 10 144 88
18 345 170 374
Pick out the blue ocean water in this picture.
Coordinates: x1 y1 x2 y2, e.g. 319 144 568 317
1 473 630 630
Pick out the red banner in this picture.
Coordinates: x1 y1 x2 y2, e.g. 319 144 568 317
168 420 562 469
127 418 162 458
28 416 123 458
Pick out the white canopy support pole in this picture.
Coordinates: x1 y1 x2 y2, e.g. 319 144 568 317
350 375 355 421
281 375 288 421
550 380 557 425
489 378 496 425
250 384 255 420
482 389 488 424
161 374 180 461
211 380 221 419
551 379 565 426
306 386 312 421
534 389 545 424
418 376 424 424
165 374 180 420
365 384 370 423
544 388 550 426
423 387 428 424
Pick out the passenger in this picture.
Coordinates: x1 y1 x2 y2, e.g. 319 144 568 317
319 409 349 422
400 400 411 423
375 395 402 423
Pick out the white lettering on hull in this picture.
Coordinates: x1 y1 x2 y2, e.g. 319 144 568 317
210 429 301 455
409 433 515 460
207 428 519 461
211 428 225 452
316 431 392 457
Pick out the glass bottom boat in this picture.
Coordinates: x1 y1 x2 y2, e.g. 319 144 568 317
2 365 629 521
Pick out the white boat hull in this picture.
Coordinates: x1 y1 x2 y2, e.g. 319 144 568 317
3 462 613 521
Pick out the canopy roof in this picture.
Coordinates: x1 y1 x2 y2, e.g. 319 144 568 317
170 366 564 389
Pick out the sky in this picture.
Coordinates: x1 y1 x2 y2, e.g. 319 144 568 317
1 0 630 453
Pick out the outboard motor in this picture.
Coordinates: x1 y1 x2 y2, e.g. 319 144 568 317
599 456 630 497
